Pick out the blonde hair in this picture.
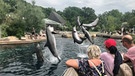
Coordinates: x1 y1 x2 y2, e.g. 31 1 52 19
87 45 101 59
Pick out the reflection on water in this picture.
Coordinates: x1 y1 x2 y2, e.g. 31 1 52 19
0 35 127 76
0 44 37 75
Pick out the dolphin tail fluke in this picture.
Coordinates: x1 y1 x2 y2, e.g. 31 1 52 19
90 38 94 44
88 38 94 44
57 56 61 62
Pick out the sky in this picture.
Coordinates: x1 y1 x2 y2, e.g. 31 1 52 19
26 0 135 15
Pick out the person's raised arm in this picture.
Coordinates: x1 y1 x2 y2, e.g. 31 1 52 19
65 59 79 69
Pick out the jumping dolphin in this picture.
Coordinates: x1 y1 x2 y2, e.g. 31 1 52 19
44 26 61 61
77 16 99 27
72 26 86 44
82 18 99 27
81 26 94 44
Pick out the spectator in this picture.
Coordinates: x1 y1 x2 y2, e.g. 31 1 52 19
100 38 122 76
65 45 106 76
121 35 135 74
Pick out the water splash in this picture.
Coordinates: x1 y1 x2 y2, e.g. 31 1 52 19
76 43 89 58
47 56 59 64
77 53 88 58
42 37 63 64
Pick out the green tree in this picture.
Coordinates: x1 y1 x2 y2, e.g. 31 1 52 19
97 9 123 32
23 6 45 33
3 0 45 38
81 7 97 24
106 16 117 32
126 10 135 28
63 6 97 30
0 0 10 24
42 7 56 18
63 6 82 27
128 17 135 28
122 12 133 22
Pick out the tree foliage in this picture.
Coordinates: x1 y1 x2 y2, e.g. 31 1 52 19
0 0 45 38
62 6 97 30
98 9 123 32
0 0 135 38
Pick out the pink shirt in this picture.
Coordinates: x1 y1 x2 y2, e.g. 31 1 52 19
100 52 114 76
124 46 135 72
